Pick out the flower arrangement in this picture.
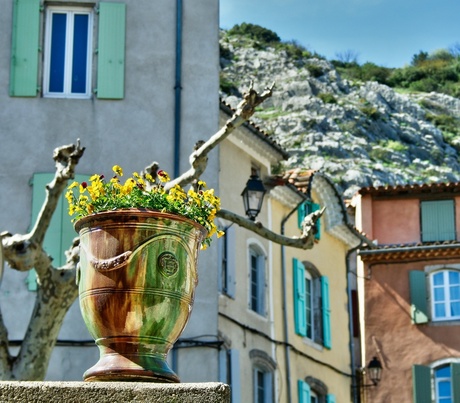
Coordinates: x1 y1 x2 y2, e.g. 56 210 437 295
66 165 223 247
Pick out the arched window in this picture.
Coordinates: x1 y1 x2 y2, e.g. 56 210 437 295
435 365 452 403
250 350 276 403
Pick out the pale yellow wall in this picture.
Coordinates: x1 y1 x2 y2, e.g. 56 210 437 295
218 128 277 401
271 191 353 402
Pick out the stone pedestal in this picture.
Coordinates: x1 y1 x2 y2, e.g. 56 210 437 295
0 381 230 402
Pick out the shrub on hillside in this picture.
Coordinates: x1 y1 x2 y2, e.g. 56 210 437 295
228 23 280 44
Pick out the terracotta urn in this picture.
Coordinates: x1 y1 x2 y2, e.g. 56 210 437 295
75 209 207 382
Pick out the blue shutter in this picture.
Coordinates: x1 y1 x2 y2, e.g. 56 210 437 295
229 350 241 403
293 258 307 336
10 0 40 96
327 394 336 403
226 226 236 298
452 363 460 403
409 270 428 324
322 276 331 349
297 380 311 403
97 2 126 99
412 365 431 403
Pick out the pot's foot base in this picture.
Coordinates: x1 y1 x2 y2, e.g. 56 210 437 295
83 353 180 383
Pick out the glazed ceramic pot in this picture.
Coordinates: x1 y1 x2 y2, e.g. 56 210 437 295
75 209 207 382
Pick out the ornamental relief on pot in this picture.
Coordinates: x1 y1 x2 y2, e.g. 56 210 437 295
158 252 179 277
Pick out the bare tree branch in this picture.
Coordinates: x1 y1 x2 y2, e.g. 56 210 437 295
165 82 275 191
217 207 324 250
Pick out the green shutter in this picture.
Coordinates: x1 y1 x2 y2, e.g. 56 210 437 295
10 0 40 96
421 200 455 242
412 365 431 403
297 202 306 229
321 276 331 349
97 2 126 99
31 173 85 268
326 395 336 403
409 270 428 324
313 202 321 240
452 363 460 402
293 258 307 336
297 380 310 403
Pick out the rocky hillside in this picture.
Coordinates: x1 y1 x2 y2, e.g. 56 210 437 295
219 30 460 198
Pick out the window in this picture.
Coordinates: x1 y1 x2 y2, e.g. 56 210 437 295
218 225 236 298
254 368 273 403
293 259 331 348
297 379 336 403
219 349 241 403
435 366 453 403
250 350 275 403
410 269 460 324
412 363 460 403
43 7 93 98
421 200 455 242
249 245 266 316
10 0 126 99
298 200 321 240
431 270 460 321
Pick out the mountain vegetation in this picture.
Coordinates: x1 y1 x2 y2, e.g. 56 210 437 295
219 24 460 197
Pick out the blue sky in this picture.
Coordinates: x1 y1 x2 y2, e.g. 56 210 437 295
219 0 460 68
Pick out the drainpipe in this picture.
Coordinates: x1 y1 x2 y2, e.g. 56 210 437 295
173 0 183 178
281 200 306 403
346 242 363 403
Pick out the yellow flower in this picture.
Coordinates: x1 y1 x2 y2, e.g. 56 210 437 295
158 170 170 183
112 165 123 176
68 181 78 189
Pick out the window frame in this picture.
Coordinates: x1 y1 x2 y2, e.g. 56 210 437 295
434 365 453 403
43 6 94 99
249 244 266 316
430 270 460 322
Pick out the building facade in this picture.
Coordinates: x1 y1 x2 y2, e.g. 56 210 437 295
1 0 219 381
217 101 368 403
352 183 460 403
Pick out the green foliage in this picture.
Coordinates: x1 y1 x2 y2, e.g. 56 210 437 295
307 63 324 78
219 72 239 95
332 61 392 85
219 43 232 60
381 140 408 152
360 106 380 120
228 23 281 44
318 93 337 104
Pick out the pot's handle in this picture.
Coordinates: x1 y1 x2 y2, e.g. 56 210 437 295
90 251 132 272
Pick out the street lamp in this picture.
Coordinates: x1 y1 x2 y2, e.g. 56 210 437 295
241 174 266 221
365 356 383 386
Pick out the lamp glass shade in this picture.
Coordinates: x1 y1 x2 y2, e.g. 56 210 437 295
367 357 382 385
241 175 266 220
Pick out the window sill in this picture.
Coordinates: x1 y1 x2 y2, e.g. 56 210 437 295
302 337 324 351
430 319 460 326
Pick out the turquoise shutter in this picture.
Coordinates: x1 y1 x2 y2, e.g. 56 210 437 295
421 200 455 242
452 363 460 402
297 202 306 228
297 380 310 403
412 365 431 403
409 270 428 324
97 2 126 99
321 276 331 349
293 258 307 336
327 394 336 403
10 0 40 96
